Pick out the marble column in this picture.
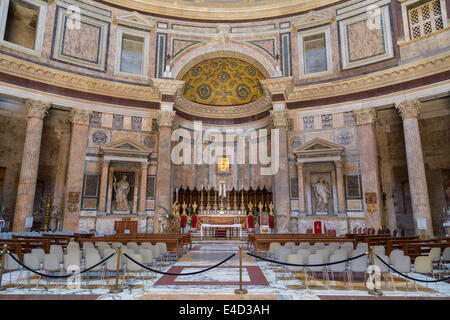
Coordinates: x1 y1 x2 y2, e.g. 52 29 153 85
395 99 433 238
335 160 346 214
154 110 175 233
270 109 291 233
13 99 51 232
353 108 383 230
62 109 92 231
139 162 149 214
97 159 110 215
51 118 71 230
296 162 306 213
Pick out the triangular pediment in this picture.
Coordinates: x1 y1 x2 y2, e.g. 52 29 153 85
293 11 334 30
294 138 344 157
114 12 154 30
101 138 152 156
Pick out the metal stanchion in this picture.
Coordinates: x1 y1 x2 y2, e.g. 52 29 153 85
235 246 248 295
0 244 7 291
368 246 383 296
110 246 123 294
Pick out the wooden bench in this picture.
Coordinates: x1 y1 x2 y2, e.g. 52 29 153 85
0 239 51 260
248 234 357 253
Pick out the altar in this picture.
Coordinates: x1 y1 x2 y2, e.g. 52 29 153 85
197 215 247 231
201 223 243 240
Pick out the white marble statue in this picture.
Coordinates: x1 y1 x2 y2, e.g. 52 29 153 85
313 177 330 212
114 175 130 211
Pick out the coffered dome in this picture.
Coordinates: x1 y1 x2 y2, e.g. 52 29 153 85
181 57 266 107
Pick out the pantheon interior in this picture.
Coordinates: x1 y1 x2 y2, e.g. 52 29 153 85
0 0 448 302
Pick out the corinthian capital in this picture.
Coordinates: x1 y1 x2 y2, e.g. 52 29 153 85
157 110 176 128
55 118 71 139
70 109 92 125
270 109 288 127
352 108 376 126
395 99 421 120
25 99 51 119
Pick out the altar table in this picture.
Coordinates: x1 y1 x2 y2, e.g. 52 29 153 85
201 224 243 240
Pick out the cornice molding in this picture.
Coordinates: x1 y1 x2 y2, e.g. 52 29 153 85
288 52 450 102
100 0 343 21
292 10 334 30
174 89 272 119
0 53 159 102
260 77 294 99
151 78 185 97
113 11 155 30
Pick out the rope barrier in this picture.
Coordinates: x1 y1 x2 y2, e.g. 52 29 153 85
7 252 115 279
374 254 450 283
123 252 236 276
247 252 368 267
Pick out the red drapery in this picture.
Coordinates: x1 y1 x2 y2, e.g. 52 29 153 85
247 215 254 228
269 216 274 229
180 215 187 228
191 215 197 228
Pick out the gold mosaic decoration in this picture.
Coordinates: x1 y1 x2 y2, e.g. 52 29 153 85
181 57 265 106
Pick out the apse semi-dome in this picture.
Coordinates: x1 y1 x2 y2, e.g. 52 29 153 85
181 57 266 107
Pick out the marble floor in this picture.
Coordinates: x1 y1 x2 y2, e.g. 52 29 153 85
0 243 449 300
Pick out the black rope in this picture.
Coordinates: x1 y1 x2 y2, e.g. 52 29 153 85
374 254 450 283
6 252 115 279
247 252 368 267
123 252 235 276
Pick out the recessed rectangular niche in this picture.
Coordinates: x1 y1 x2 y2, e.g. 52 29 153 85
115 28 149 79
120 34 144 75
297 25 332 78
0 0 47 56
304 33 327 74
4 0 38 49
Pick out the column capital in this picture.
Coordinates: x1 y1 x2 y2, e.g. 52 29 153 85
157 110 176 128
101 159 110 167
141 161 149 169
270 109 288 127
70 109 92 125
296 161 304 169
25 99 51 119
55 118 71 139
334 159 343 168
395 99 421 120
352 108 376 126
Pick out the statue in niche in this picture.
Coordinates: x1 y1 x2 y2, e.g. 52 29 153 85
113 175 130 211
313 177 330 213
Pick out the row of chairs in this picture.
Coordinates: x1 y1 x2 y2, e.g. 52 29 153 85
1 241 172 287
268 241 450 290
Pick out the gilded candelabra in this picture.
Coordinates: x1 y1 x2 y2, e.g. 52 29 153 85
206 186 211 211
36 194 57 232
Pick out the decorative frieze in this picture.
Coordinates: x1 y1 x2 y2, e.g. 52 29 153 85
395 99 422 120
